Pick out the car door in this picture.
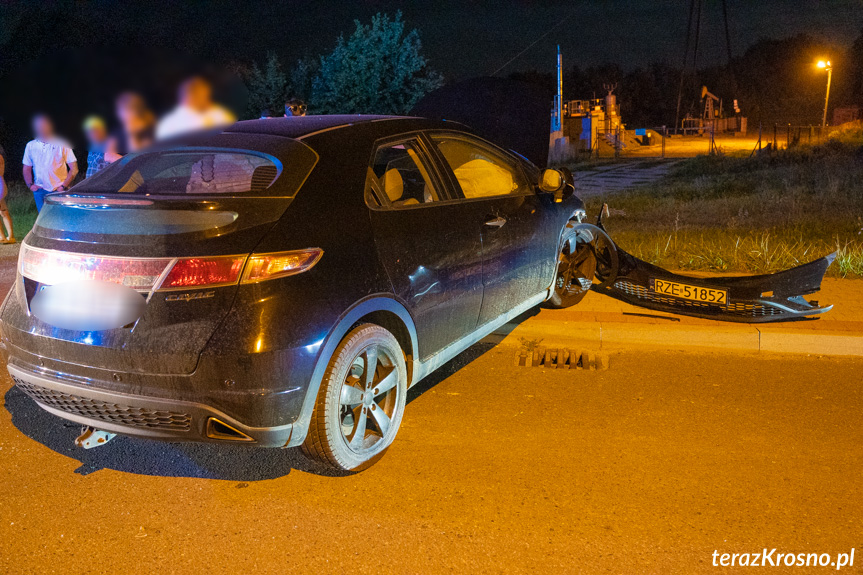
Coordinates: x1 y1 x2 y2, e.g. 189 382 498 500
366 135 484 360
426 132 556 327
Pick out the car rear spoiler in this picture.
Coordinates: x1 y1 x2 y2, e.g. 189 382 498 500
577 212 834 323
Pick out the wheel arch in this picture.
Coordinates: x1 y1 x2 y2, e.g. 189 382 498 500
290 294 418 446
352 309 416 384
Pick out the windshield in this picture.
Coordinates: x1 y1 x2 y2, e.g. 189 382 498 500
72 149 284 196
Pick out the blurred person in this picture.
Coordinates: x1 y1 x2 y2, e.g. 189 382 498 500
156 76 235 139
82 116 109 177
105 92 156 162
285 98 307 117
22 114 78 212
0 142 15 243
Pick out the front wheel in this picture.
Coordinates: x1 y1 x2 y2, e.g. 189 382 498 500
544 227 597 309
302 324 408 471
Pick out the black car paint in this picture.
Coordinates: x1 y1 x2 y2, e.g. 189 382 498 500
1 116 582 446
5 134 319 378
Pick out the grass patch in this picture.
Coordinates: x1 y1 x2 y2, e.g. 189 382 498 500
7 180 39 239
585 136 863 278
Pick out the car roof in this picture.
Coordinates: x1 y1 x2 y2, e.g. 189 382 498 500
224 115 463 140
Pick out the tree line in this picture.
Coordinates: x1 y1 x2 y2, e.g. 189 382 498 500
511 31 863 129
240 12 443 118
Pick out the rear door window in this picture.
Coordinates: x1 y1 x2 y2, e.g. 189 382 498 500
367 139 442 208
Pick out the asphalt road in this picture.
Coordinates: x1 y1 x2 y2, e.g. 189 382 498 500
2 346 862 574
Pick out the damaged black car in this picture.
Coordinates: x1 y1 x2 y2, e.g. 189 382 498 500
0 115 833 471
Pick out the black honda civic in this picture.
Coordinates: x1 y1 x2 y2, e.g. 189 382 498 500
0 116 592 470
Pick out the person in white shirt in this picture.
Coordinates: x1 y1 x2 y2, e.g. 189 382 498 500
22 115 78 211
156 77 236 140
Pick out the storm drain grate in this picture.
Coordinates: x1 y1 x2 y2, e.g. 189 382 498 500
514 346 609 370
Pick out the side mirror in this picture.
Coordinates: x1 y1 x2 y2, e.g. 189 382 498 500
539 168 563 192
538 168 574 202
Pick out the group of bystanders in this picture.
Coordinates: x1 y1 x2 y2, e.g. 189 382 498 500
8 76 248 243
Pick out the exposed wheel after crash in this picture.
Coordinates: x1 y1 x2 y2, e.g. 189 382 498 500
545 224 596 309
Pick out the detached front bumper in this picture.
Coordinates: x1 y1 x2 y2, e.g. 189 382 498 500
7 362 301 447
577 222 835 323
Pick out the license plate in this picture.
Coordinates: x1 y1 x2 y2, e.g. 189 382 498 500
651 278 728 305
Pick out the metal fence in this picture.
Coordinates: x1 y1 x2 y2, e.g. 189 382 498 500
752 123 827 152
558 121 830 163
588 125 669 160
590 122 829 161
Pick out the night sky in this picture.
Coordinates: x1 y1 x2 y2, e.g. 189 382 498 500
4 1 861 82
1 0 861 159
353 0 862 79
189 0 862 80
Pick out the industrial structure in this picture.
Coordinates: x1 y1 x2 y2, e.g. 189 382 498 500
548 47 647 164
680 85 747 134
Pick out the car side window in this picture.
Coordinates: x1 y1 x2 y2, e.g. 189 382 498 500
430 134 531 199
367 139 440 208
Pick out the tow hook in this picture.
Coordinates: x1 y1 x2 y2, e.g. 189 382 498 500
75 426 116 449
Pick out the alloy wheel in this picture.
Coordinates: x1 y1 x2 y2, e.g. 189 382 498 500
556 238 596 299
338 344 401 456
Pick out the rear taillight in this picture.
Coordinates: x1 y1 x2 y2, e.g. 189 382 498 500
241 249 323 283
19 244 323 293
19 244 172 290
160 256 246 290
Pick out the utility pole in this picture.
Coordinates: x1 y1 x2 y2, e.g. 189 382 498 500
818 60 832 130
548 45 570 164
553 45 563 133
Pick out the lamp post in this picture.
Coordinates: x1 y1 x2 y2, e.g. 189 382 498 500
817 60 832 130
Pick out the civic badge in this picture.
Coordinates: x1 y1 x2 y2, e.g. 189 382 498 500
165 291 216 302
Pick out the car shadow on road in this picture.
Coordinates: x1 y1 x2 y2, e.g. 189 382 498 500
407 342 497 404
3 385 345 480
3 338 504 481
407 304 542 403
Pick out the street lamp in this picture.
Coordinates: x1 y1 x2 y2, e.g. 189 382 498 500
817 60 832 130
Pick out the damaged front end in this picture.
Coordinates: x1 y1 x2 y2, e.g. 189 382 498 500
572 210 834 323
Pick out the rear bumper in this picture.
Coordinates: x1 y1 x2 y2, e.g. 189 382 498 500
7 363 301 447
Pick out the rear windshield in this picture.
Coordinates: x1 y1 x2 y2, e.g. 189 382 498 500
73 150 284 196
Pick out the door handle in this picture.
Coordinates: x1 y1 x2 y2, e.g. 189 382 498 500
484 216 507 228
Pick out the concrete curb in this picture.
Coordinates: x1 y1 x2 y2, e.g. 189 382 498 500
489 319 863 357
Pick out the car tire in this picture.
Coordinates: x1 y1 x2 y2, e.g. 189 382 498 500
544 226 597 309
302 323 408 471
